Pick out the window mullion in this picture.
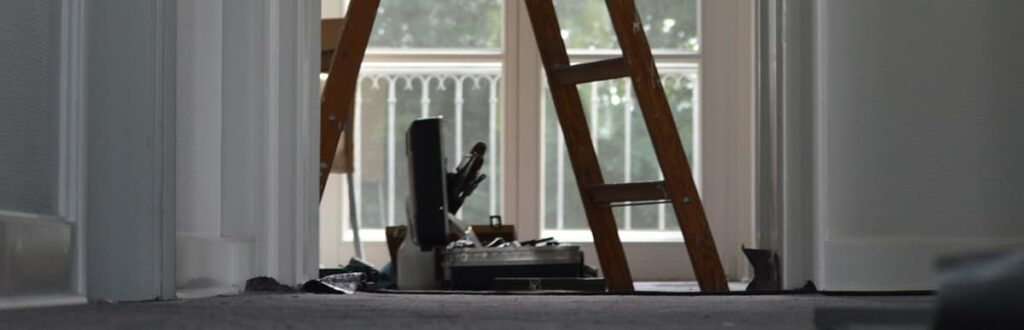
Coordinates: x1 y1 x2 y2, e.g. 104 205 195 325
504 0 544 240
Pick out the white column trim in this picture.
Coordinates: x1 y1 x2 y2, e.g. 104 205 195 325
173 0 318 296
258 0 320 284
295 0 321 283
264 0 282 279
58 0 88 298
754 0 782 256
506 0 544 240
777 0 817 290
155 0 178 300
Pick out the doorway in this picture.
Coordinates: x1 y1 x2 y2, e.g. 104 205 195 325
317 0 756 283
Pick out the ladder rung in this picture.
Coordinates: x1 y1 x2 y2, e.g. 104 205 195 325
588 181 670 206
551 57 630 85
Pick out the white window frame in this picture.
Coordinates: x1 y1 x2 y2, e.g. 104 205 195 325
323 0 753 281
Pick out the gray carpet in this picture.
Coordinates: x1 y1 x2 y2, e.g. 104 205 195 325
0 293 934 329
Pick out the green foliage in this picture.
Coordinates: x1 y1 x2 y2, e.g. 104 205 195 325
368 0 698 51
370 0 502 49
554 0 699 51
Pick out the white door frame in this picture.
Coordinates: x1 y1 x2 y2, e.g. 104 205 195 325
754 0 817 290
175 0 320 298
250 0 321 287
83 0 178 302
60 0 88 303
259 0 321 286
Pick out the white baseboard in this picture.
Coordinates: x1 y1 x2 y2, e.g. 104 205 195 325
820 237 1024 291
0 214 74 299
176 233 255 296
0 294 87 311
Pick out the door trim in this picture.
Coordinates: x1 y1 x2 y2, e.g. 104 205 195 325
83 0 177 301
58 0 87 299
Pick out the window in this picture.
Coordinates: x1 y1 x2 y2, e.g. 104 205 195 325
353 63 503 229
324 0 505 239
357 0 504 231
322 0 753 280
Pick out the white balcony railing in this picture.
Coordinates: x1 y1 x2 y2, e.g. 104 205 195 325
350 63 502 229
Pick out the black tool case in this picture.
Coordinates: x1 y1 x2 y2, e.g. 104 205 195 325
442 246 583 290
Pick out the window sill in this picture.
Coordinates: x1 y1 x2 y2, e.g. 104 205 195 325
541 229 684 243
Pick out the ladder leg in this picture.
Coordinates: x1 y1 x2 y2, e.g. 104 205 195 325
604 0 729 292
320 0 381 197
524 0 634 293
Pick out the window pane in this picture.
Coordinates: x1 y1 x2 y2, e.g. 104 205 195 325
553 0 699 52
354 66 503 229
542 68 697 231
369 0 502 50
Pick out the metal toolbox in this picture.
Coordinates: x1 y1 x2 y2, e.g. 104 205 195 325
442 246 583 290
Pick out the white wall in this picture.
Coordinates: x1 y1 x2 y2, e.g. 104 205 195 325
85 0 178 302
781 0 1024 290
175 0 320 298
4 0 319 305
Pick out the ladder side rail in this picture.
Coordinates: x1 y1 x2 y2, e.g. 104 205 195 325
319 0 381 197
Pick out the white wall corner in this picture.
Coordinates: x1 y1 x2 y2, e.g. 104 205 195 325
260 0 321 285
59 0 88 300
773 0 816 290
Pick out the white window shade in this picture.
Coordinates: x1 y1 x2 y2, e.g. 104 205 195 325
0 0 61 215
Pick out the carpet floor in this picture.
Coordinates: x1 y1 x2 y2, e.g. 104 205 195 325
0 292 934 329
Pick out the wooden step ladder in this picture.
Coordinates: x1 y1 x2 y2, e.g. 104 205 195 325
319 0 381 197
524 0 729 292
320 0 382 260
